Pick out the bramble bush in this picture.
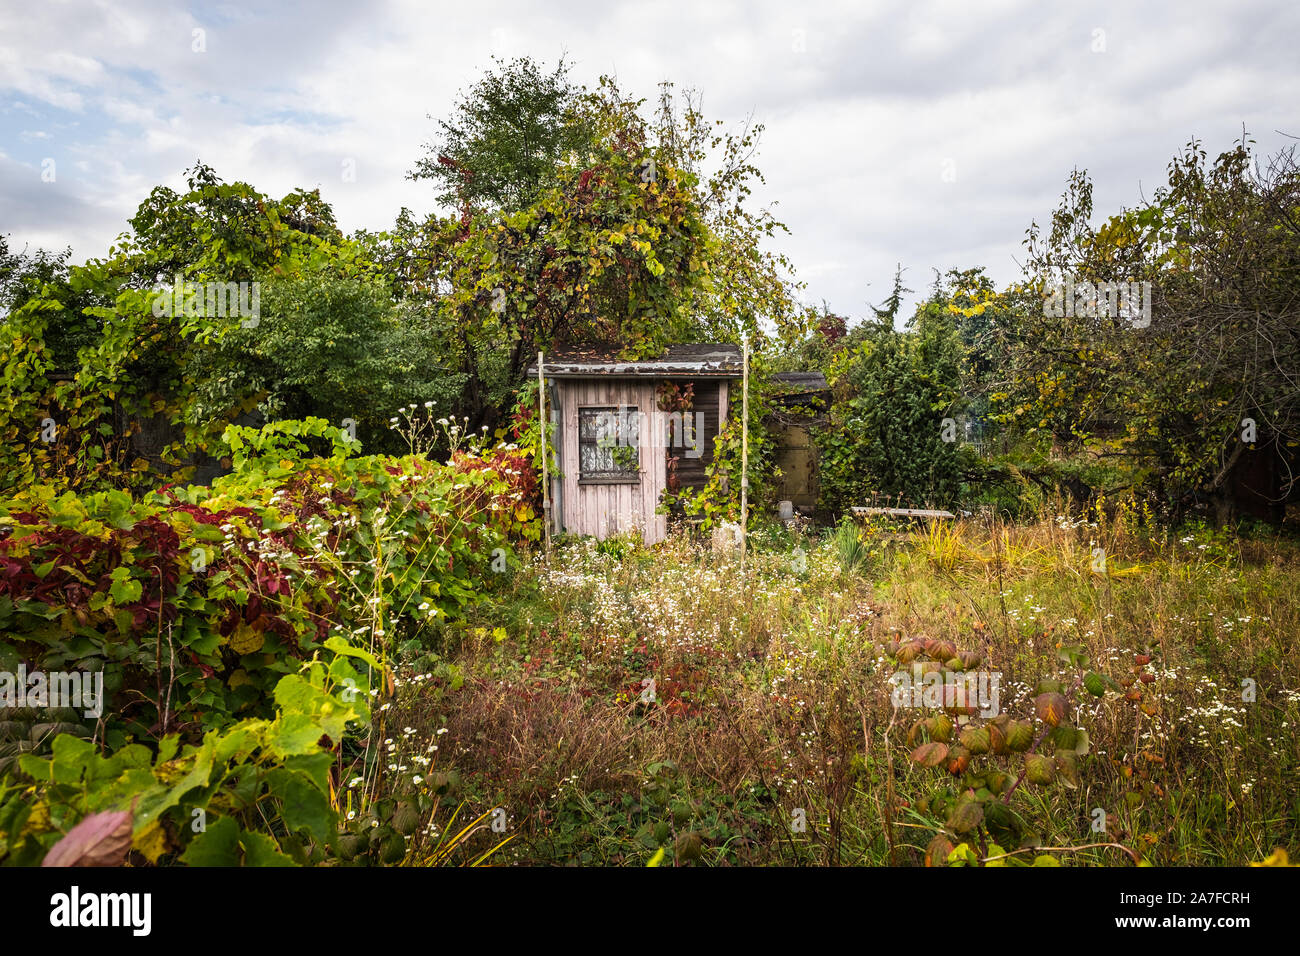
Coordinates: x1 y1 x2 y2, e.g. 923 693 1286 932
0 418 538 752
0 415 540 867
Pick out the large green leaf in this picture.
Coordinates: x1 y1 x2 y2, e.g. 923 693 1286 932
266 769 333 842
180 815 241 866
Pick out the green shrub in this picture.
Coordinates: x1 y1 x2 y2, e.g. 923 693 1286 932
0 419 537 747
0 652 371 866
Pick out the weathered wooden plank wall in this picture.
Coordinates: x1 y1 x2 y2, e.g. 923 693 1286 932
670 381 720 492
556 379 669 544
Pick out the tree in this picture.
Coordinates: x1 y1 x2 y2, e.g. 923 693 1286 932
397 96 709 428
129 162 346 286
398 66 808 429
644 82 809 348
814 276 964 511
408 55 595 213
189 272 463 450
0 239 101 369
0 165 419 492
869 264 911 329
1001 136 1300 519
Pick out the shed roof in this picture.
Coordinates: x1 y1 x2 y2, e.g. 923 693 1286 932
529 343 743 378
771 371 829 393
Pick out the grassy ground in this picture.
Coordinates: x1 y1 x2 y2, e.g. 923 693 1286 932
368 505 1300 866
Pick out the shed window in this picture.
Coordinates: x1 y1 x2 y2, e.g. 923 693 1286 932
579 406 640 482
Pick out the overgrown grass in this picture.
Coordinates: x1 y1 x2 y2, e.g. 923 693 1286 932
371 508 1300 866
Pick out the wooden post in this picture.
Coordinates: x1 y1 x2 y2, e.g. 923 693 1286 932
538 351 552 556
740 336 749 573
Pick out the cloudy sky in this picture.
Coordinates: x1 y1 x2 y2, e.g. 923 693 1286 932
2 0 1297 320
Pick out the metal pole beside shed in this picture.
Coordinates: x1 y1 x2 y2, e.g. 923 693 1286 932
538 351 552 556
740 335 749 573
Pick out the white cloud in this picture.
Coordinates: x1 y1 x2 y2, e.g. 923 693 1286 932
0 0 1296 321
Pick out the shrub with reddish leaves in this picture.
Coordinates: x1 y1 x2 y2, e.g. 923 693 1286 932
0 429 538 751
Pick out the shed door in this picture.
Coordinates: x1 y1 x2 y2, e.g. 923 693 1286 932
775 421 818 508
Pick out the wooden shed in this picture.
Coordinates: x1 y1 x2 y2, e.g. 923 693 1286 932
769 371 830 513
528 344 743 544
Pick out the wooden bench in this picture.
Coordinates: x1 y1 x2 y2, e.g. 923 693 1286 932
851 507 956 520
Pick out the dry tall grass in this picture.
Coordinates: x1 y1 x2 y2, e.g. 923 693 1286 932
371 509 1299 866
